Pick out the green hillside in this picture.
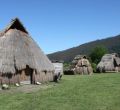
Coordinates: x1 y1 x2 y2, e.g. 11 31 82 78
0 73 120 110
48 35 120 62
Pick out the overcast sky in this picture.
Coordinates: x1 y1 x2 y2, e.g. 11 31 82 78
0 0 120 54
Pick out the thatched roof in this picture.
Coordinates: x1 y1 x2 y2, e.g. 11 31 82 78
72 55 87 65
74 55 87 60
97 53 120 72
71 55 93 74
0 18 54 74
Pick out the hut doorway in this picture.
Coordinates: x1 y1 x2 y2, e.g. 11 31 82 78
20 65 33 84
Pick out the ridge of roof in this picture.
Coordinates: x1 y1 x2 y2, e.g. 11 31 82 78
2 18 28 34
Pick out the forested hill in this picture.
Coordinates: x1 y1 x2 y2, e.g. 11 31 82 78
48 35 120 63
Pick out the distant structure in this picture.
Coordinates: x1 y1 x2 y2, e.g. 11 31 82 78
97 53 120 73
0 18 54 85
52 60 63 82
71 55 93 75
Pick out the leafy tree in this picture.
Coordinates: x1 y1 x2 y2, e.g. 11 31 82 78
89 46 108 64
63 62 71 70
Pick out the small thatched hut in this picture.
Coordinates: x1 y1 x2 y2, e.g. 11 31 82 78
0 18 54 85
71 55 93 75
97 53 120 73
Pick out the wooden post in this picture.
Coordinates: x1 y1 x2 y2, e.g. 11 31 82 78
17 73 20 84
32 70 36 84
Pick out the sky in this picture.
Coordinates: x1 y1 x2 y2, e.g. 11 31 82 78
0 0 120 54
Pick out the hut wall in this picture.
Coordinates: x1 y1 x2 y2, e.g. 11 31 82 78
114 66 120 72
34 71 53 83
87 67 93 74
83 67 88 75
0 74 20 85
79 67 83 75
0 70 54 85
74 66 92 75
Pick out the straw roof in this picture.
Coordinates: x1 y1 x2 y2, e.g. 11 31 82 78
72 55 87 65
71 55 93 74
97 53 120 72
0 18 54 74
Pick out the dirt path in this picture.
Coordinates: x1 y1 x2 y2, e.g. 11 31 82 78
0 83 56 94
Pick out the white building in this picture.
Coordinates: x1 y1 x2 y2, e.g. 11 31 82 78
52 62 63 82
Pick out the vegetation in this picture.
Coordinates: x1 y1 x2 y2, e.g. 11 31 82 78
89 46 108 72
63 62 71 70
48 35 120 63
89 46 108 64
91 63 97 73
0 73 120 110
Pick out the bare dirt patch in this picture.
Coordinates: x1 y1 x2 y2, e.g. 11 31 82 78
0 83 56 94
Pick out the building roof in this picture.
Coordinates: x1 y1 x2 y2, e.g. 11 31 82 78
97 53 120 71
0 18 54 74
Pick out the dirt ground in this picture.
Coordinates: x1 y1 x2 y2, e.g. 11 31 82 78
0 83 56 93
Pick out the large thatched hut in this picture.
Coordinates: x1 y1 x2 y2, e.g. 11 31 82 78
71 55 93 75
0 18 54 85
97 53 120 73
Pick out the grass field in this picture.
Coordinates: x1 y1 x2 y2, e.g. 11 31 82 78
0 73 120 110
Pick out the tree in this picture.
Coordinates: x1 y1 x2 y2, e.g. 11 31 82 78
89 46 108 64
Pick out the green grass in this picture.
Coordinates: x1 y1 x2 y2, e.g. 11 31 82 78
0 73 120 110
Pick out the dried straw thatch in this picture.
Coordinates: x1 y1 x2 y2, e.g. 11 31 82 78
71 55 93 75
0 18 54 84
97 53 120 73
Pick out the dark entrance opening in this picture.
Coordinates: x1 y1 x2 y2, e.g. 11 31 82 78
25 65 33 84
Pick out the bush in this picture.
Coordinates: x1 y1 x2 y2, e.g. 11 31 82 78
64 70 74 75
91 63 97 73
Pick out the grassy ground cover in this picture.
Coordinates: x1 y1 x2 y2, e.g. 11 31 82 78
0 73 120 110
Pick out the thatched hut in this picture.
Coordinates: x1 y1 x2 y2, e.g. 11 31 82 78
71 55 93 75
0 18 54 85
97 53 120 73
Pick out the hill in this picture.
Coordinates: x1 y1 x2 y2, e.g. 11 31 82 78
48 35 120 62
